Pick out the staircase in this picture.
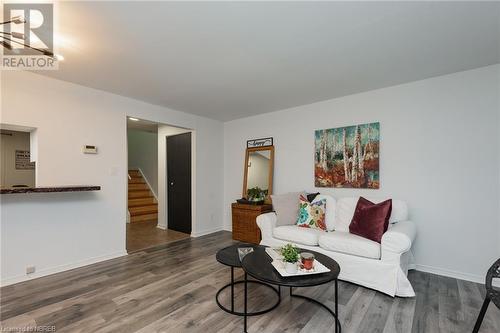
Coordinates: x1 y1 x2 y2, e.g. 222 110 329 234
128 170 158 223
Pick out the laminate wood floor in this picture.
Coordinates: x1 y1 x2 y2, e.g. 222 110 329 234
1 231 499 333
126 221 190 252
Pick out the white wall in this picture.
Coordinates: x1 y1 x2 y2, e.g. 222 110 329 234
0 130 35 188
224 65 500 283
127 129 158 196
0 71 224 285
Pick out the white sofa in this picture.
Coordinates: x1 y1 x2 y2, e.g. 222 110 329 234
256 196 417 297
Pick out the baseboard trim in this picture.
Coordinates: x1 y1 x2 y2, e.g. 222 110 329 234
191 227 225 238
1 251 128 287
156 224 167 230
415 264 486 285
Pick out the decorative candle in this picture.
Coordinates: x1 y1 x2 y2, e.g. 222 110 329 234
300 252 315 270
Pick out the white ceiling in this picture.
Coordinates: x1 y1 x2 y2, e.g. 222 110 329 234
127 118 158 133
38 1 500 121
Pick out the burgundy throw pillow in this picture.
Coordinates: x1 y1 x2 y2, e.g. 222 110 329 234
349 197 392 243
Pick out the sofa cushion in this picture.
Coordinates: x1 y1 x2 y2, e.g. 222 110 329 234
297 194 327 230
273 226 324 246
388 199 408 223
349 198 392 243
271 192 304 226
312 194 336 231
335 197 408 232
318 231 381 259
335 197 359 232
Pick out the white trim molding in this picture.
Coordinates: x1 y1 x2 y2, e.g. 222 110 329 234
415 264 498 286
190 227 224 238
1 251 127 287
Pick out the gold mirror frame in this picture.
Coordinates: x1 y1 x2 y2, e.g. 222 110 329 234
242 146 274 200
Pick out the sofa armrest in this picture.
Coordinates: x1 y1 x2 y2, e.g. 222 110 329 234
381 220 416 262
256 212 277 242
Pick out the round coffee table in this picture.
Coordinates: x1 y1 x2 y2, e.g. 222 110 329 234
241 246 341 333
215 244 280 316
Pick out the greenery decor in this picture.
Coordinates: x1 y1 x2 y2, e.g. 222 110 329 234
280 243 299 263
246 187 268 202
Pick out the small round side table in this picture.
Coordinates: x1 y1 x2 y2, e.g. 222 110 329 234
241 246 341 333
215 243 280 316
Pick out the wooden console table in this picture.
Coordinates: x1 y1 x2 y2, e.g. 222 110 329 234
231 203 273 244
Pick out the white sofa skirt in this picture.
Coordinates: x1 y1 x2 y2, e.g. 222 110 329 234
260 237 415 297
257 213 416 297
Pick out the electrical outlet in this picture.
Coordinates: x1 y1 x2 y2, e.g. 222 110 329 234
83 145 97 154
26 266 35 274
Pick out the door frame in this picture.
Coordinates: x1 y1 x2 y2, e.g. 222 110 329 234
125 116 196 246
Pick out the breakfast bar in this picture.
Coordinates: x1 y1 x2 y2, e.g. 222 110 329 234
0 186 101 194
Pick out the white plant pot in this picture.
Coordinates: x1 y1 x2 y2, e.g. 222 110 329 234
285 261 298 274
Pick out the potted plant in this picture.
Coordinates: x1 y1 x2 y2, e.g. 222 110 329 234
246 187 268 204
280 243 299 274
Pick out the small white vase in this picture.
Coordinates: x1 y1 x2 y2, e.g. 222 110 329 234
285 261 298 274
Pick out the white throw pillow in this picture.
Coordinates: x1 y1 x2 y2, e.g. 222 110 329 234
387 199 408 223
311 194 336 231
359 197 409 223
271 192 304 226
335 197 409 232
334 197 358 232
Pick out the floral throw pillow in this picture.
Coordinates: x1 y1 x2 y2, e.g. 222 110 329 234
296 194 327 230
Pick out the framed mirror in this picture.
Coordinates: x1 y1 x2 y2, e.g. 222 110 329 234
242 146 274 202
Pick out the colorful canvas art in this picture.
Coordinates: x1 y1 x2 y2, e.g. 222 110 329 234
315 122 380 189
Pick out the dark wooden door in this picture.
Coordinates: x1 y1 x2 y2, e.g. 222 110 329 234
167 132 192 234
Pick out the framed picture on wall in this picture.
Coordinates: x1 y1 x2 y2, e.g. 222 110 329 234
315 122 379 189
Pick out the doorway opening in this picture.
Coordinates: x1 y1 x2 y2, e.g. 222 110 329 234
0 127 36 189
126 117 192 252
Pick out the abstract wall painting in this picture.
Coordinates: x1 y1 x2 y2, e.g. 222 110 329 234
315 122 380 189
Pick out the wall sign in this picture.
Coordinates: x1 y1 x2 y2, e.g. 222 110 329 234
15 150 35 170
247 137 273 148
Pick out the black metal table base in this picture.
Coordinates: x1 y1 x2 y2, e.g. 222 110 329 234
289 281 341 333
243 278 341 333
216 267 281 316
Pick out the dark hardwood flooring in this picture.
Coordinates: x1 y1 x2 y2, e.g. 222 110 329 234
1 231 499 332
126 221 190 252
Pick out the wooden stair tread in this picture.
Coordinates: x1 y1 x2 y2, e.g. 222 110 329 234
128 178 145 184
129 204 158 216
130 213 158 223
127 170 157 222
128 183 149 191
128 171 141 177
128 198 156 207
128 191 153 199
